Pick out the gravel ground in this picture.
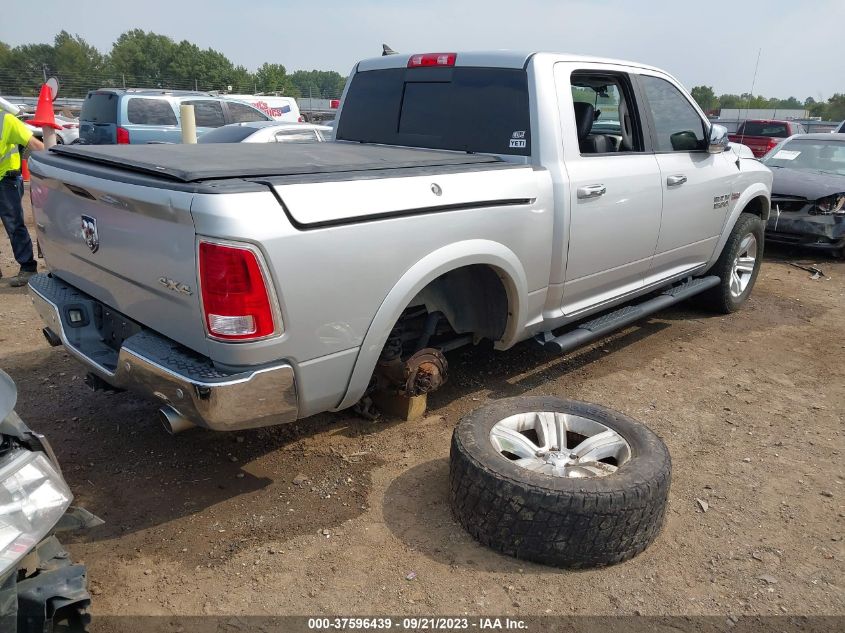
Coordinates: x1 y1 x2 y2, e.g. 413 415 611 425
0 191 842 618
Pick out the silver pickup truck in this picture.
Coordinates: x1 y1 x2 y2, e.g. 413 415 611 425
27 51 772 432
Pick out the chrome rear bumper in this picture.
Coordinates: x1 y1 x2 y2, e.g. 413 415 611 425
28 274 298 431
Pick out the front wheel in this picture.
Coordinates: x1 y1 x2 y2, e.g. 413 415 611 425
696 212 764 313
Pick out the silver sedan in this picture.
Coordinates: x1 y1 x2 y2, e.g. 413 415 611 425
198 121 332 144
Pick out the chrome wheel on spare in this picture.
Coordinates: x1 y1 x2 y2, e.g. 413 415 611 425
450 397 671 569
730 233 758 298
490 411 631 478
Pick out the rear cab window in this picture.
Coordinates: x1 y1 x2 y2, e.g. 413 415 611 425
81 92 118 124
336 66 531 156
126 98 177 126
737 121 790 137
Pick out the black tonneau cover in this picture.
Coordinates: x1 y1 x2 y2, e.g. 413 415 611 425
48 142 501 183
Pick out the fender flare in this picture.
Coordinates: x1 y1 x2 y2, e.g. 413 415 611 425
334 239 529 410
706 183 771 269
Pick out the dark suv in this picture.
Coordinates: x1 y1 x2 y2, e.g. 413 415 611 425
79 89 272 144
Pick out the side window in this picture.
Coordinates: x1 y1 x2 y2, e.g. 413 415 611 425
569 73 643 154
184 100 226 128
640 76 706 152
228 101 269 123
126 98 177 126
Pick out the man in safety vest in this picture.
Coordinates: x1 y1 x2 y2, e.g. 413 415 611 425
1 111 44 287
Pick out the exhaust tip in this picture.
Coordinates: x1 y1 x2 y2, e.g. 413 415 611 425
42 327 62 347
159 405 195 435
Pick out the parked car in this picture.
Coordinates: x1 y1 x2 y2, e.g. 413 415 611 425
19 113 79 145
728 119 808 157
762 133 845 256
0 369 96 632
224 95 302 122
78 89 272 145
198 121 332 144
27 51 771 435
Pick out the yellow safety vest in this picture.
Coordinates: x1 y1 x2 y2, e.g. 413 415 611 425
0 112 33 175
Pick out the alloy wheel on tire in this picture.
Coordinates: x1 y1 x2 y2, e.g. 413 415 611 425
489 411 631 478
730 233 758 298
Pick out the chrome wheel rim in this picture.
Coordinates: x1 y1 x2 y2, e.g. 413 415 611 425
730 233 758 298
489 411 631 478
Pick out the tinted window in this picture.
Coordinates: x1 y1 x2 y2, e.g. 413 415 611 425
227 101 270 123
640 76 705 151
81 92 118 124
197 125 258 143
337 67 531 156
737 121 790 137
184 100 225 128
126 98 177 125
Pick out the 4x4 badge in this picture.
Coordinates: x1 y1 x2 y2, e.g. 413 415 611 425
81 215 99 253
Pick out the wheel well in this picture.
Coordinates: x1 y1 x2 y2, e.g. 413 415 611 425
741 195 770 221
407 264 511 344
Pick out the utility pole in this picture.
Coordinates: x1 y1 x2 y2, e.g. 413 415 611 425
42 65 48 83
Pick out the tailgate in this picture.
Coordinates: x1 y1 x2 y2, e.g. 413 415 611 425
28 157 209 356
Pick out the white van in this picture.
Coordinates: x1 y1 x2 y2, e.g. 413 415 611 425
224 95 302 123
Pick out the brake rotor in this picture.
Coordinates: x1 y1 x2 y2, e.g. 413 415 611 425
402 348 448 397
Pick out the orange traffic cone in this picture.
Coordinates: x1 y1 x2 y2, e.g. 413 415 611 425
21 158 30 182
29 85 61 130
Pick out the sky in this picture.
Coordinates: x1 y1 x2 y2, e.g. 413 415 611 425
4 0 843 101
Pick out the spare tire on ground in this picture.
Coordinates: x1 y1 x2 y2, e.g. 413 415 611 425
449 396 671 568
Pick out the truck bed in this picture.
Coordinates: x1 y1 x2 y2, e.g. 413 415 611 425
46 142 503 182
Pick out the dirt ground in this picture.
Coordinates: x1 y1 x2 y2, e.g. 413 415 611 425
0 192 843 619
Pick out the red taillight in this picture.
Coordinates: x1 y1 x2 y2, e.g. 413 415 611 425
198 241 277 340
297 115 304 122
62 123 78 129
330 99 340 109
116 126 130 144
407 53 457 68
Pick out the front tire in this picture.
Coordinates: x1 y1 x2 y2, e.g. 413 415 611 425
449 397 671 568
697 212 764 313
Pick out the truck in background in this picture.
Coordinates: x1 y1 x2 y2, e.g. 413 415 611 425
728 119 808 157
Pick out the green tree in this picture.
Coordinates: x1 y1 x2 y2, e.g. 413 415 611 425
290 70 345 99
254 63 296 95
107 30 177 88
690 85 716 111
53 31 105 95
826 94 845 122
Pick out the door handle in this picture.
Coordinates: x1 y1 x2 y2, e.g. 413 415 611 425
667 175 687 186
577 184 607 199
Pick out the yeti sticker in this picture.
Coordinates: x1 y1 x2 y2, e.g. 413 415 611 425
509 138 527 148
81 215 99 253
512 130 526 139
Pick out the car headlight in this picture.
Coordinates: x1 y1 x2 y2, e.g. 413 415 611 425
815 193 845 215
0 451 72 577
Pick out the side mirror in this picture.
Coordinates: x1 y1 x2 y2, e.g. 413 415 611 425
708 124 729 154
